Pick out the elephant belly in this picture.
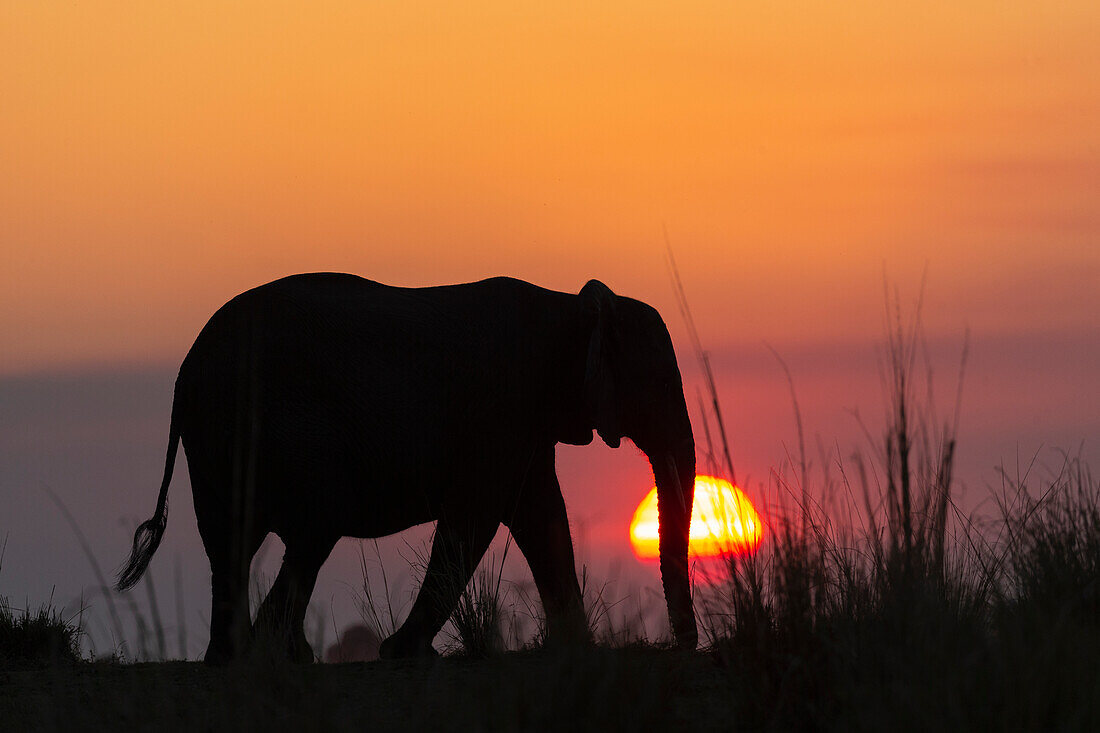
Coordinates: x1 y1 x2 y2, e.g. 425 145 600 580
258 432 447 541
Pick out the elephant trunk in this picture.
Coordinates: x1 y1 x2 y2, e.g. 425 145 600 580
649 440 698 649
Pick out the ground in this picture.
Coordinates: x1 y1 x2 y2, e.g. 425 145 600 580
0 647 732 732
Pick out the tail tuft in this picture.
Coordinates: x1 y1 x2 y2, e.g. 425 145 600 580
117 381 180 592
115 513 167 591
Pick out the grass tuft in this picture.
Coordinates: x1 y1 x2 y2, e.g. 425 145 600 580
448 560 508 658
0 596 84 666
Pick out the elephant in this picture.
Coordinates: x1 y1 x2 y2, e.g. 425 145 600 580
115 273 697 663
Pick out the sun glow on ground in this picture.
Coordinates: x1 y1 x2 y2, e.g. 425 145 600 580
630 476 763 559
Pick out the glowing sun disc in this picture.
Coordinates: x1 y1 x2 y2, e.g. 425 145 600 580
629 475 763 559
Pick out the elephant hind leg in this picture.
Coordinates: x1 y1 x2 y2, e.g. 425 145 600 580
379 511 499 659
253 534 338 662
202 525 266 665
192 459 269 665
504 457 590 648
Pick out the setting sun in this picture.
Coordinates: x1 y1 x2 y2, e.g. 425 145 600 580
629 475 763 559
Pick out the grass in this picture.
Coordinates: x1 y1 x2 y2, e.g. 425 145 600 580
690 454 1100 730
0 596 84 667
446 555 509 657
683 283 1100 730
0 539 84 666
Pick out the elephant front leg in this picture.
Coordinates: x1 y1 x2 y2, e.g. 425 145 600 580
378 511 498 659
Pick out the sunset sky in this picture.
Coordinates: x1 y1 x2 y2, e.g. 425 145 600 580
2 1 1098 654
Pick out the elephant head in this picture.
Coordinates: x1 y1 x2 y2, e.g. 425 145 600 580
579 280 698 648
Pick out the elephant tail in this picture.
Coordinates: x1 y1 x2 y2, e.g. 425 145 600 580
116 386 181 592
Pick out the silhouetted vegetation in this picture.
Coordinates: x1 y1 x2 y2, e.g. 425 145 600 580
694 446 1098 730
1 537 84 666
445 554 509 658
683 286 1100 730
0 596 83 667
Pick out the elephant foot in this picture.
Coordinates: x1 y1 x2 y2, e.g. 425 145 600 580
203 640 237 666
542 609 593 651
288 632 316 664
250 624 316 663
543 629 594 652
542 630 594 655
378 631 438 660
275 633 316 664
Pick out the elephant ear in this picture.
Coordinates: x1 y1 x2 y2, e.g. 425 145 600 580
580 279 621 448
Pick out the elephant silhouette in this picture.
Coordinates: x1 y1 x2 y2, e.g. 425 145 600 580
116 274 697 662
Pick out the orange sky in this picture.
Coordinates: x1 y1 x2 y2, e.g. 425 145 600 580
2 1 1099 373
